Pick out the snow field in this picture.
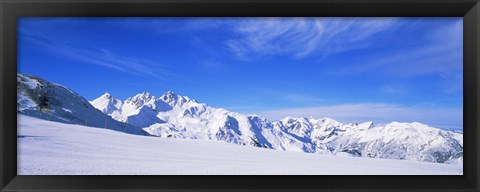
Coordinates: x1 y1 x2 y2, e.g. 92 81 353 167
18 115 462 175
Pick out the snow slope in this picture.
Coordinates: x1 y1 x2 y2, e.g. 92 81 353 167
91 92 463 164
17 115 462 175
17 73 147 135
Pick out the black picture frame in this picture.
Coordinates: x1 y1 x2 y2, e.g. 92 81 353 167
1 0 479 191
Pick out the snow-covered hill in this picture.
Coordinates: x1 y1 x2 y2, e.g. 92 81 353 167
17 73 147 135
18 114 462 175
90 91 463 164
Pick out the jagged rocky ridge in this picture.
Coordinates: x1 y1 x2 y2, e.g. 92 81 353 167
90 89 463 164
16 73 463 164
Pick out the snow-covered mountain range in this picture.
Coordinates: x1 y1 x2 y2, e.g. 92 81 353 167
17 73 463 164
89 83 463 164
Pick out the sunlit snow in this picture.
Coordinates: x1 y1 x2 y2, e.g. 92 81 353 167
18 115 462 175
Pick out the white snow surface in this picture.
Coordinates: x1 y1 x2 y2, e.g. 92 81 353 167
18 115 462 175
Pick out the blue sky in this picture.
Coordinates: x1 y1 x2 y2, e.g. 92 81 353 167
18 17 463 129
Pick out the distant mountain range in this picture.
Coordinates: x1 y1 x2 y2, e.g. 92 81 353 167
17 73 463 164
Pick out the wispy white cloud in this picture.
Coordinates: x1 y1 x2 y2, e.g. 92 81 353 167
320 19 463 98
331 19 463 79
21 32 173 80
224 18 396 60
259 103 462 129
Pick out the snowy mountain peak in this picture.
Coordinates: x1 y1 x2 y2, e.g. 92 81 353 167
160 91 192 106
90 92 123 114
161 91 178 99
410 121 429 127
319 117 339 123
93 92 119 103
357 121 375 130
134 92 155 100
101 92 112 98
386 121 435 132
94 92 118 102
317 117 342 127
281 116 303 123
165 90 175 96
125 92 156 107
281 116 340 125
